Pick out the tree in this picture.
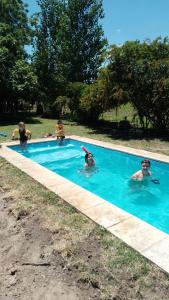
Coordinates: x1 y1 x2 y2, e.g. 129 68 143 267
33 0 67 110
79 80 106 122
62 0 107 82
130 59 169 130
10 60 38 109
0 0 33 113
33 0 107 116
106 38 169 130
66 82 87 117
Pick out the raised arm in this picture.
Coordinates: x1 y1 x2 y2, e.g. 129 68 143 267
12 128 19 139
131 170 141 180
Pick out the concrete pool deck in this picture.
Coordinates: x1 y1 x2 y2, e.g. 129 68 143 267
1 135 169 274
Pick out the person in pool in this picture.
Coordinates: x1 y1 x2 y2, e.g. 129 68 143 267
84 152 95 169
12 122 31 149
131 159 151 180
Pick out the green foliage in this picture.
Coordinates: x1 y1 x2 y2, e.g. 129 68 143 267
66 82 87 116
33 0 106 116
107 38 169 129
131 60 169 129
10 60 38 103
78 65 129 123
62 0 107 82
52 95 70 117
0 0 33 113
79 82 103 122
33 0 67 109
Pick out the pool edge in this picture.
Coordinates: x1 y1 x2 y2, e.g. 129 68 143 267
1 136 169 274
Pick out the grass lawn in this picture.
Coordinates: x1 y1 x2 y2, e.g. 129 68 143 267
1 157 169 299
1 112 169 155
1 112 169 298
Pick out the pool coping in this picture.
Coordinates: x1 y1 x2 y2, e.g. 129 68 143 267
1 135 169 274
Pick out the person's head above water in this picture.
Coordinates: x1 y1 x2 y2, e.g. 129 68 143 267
141 159 150 169
141 159 151 175
85 153 93 162
84 153 95 168
131 159 151 180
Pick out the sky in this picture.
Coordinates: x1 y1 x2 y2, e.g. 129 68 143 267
25 0 169 46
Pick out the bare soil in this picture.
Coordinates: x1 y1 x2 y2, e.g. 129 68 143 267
0 192 99 300
1 159 169 300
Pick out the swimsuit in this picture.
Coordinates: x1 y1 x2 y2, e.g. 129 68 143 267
19 129 28 142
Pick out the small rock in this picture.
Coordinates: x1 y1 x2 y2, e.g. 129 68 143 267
10 269 17 276
17 209 29 220
6 276 17 288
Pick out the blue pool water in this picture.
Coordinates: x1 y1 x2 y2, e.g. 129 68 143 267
10 139 169 234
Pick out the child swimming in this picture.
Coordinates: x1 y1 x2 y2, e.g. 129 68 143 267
81 146 96 169
84 152 95 169
131 159 151 180
131 159 160 184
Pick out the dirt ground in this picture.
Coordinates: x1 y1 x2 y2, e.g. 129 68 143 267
0 191 100 300
1 159 169 300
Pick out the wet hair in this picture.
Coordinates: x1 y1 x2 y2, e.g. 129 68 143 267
141 159 150 167
85 153 92 163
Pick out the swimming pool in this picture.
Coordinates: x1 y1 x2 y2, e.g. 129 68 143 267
10 138 169 234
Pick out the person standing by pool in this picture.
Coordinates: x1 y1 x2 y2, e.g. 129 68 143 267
55 120 65 145
131 159 151 180
12 122 31 149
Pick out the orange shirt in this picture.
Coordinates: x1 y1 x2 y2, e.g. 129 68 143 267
55 124 65 137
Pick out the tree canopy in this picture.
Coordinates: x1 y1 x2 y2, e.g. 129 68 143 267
62 0 107 82
100 38 169 129
0 0 36 113
33 0 106 114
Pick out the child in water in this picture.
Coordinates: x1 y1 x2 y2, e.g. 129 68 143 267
84 152 95 169
12 122 31 149
81 146 96 170
55 120 65 145
131 159 151 180
131 159 160 184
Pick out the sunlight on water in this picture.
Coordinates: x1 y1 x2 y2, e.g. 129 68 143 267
10 139 169 234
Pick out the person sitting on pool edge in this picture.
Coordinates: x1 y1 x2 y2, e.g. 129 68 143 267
12 122 31 149
131 159 151 180
84 152 95 169
55 120 65 145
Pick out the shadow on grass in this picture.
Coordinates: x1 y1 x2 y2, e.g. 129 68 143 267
82 119 169 142
0 112 42 126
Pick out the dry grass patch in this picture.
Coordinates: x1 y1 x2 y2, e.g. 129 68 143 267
1 157 169 300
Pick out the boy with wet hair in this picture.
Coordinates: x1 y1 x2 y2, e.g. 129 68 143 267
131 159 151 180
